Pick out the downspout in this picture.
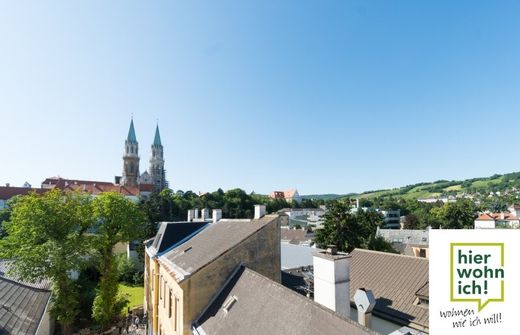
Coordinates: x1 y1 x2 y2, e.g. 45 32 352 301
153 259 160 334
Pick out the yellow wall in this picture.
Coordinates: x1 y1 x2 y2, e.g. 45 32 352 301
145 216 281 335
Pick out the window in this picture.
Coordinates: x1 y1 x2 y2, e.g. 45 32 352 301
159 276 162 300
419 248 427 258
163 281 166 308
174 297 179 331
169 289 172 318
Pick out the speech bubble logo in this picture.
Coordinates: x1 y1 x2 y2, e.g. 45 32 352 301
450 243 505 311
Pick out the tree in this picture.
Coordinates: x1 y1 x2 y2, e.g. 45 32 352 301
314 200 365 252
366 234 398 253
90 192 145 328
431 199 477 229
402 213 419 230
0 190 92 335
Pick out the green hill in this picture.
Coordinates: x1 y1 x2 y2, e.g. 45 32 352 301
302 171 520 201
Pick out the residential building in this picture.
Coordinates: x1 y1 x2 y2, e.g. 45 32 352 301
193 266 376 335
0 185 47 209
277 207 326 227
282 249 429 334
381 210 401 229
280 227 314 246
41 176 143 202
269 189 302 203
376 227 430 258
474 212 520 229
0 260 54 335
144 206 281 335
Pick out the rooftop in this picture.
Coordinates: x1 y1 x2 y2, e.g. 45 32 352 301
147 221 209 256
376 228 429 246
0 186 47 200
159 215 279 281
0 261 52 335
349 249 429 329
195 266 377 335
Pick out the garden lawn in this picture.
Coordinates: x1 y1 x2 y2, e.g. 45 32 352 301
119 284 144 309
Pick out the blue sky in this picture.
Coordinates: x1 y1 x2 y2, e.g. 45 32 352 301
2 1 520 194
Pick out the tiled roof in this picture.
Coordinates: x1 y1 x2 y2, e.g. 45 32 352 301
269 189 299 199
280 228 314 245
0 187 47 200
349 249 429 329
0 261 52 335
42 177 139 196
195 266 377 335
476 212 519 221
160 215 279 281
0 260 51 290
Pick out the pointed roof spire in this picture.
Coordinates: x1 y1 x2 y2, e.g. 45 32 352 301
127 118 137 143
153 123 162 146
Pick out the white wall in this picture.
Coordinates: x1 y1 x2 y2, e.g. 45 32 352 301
313 255 350 319
474 220 495 229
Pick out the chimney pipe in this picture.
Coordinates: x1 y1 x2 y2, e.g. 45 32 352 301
212 209 222 224
202 208 209 220
254 205 266 219
354 288 376 329
187 209 195 222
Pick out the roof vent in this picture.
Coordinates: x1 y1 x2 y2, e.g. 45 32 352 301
222 295 238 314
326 245 338 255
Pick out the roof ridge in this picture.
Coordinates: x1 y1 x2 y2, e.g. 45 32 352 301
352 248 429 262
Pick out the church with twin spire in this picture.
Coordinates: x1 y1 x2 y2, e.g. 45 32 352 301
121 119 168 192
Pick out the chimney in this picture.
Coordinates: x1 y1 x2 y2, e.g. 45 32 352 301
254 205 266 219
187 209 195 222
5 183 9 187
354 288 376 328
115 176 122 185
501 212 505 220
313 247 351 319
212 209 222 224
202 208 210 220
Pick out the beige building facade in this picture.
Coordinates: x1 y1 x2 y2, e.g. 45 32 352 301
144 211 281 335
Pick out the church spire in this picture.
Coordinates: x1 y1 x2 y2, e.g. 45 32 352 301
153 124 162 146
127 118 137 143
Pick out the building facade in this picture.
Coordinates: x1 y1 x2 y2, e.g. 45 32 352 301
144 207 281 335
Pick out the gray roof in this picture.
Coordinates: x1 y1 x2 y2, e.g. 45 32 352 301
195 266 377 335
350 249 429 329
160 215 278 280
0 260 51 290
0 261 52 335
376 228 429 246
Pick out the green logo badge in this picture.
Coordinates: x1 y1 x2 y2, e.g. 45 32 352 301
450 243 505 311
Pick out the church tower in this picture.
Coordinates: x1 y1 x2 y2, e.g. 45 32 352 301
149 124 167 191
122 119 140 187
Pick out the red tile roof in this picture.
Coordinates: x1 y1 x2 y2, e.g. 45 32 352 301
42 177 139 196
0 187 48 200
476 212 519 221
